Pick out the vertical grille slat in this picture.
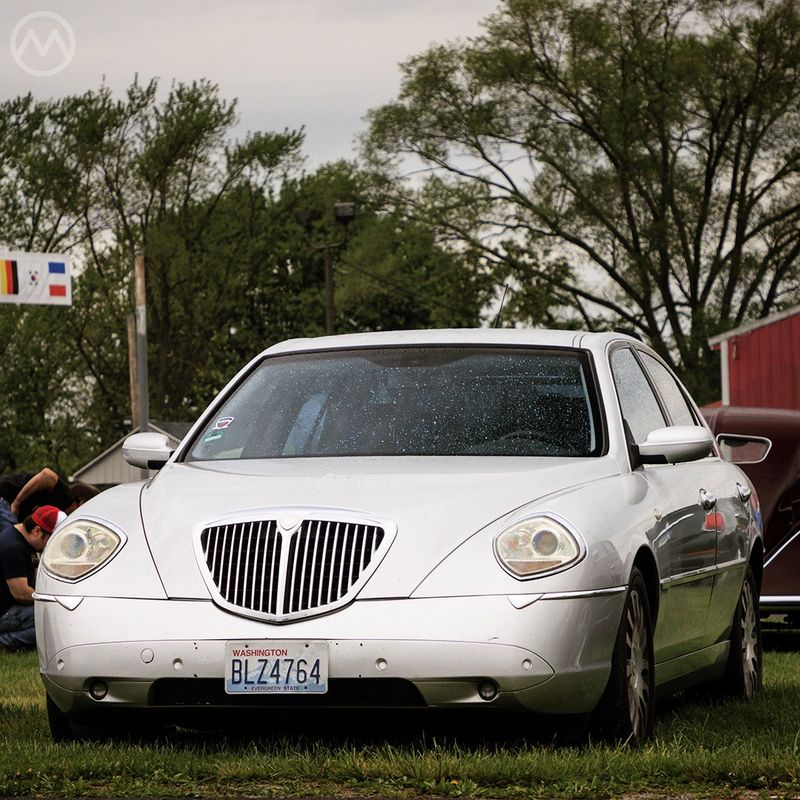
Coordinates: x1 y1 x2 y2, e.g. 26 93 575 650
200 516 387 621
297 522 313 611
351 525 363 584
366 529 374 574
233 525 246 606
210 526 221 581
317 521 331 608
336 524 350 602
326 522 341 605
304 520 323 611
284 533 299 614
269 522 281 614
242 522 255 608
249 521 262 612
224 525 235 600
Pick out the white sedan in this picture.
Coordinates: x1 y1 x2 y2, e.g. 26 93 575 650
35 329 763 742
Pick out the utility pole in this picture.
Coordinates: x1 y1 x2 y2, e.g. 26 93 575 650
127 313 138 427
134 252 149 436
324 243 335 335
318 202 356 336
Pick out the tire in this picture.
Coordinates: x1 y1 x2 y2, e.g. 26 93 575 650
46 694 76 742
721 564 762 699
46 694 144 742
591 567 655 743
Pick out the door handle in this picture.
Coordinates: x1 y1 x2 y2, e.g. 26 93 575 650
699 489 717 510
737 482 752 502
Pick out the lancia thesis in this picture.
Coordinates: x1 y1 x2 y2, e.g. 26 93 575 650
35 330 763 742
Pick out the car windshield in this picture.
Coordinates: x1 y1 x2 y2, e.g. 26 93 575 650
185 346 601 460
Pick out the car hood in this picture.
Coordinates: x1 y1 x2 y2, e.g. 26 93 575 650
140 456 619 599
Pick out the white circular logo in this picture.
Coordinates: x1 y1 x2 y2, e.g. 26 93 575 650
10 11 75 77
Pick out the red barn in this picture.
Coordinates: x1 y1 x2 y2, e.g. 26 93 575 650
708 305 800 409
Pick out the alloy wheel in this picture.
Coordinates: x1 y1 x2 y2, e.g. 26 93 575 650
740 580 759 699
625 589 651 738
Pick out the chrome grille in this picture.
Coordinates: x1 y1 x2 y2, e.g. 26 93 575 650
201 521 282 615
199 517 387 622
283 520 385 614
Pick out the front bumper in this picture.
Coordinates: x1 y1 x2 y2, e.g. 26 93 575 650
36 591 624 717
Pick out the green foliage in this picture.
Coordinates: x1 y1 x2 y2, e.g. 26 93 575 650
278 161 493 333
0 79 306 468
365 0 800 401
337 214 489 330
0 80 489 474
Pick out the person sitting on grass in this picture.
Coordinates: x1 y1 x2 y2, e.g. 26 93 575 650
0 505 64 653
0 468 98 527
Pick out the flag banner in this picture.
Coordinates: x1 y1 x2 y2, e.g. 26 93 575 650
0 250 71 306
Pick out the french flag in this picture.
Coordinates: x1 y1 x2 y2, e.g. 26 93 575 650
48 261 67 297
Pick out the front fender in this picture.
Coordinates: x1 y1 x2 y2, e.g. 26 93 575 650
412 473 658 598
35 483 168 600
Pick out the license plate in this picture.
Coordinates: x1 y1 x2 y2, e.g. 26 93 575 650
224 641 329 694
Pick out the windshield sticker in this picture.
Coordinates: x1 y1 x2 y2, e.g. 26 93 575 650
214 416 234 430
203 430 224 443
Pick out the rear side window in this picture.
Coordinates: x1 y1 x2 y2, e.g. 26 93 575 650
610 348 666 444
639 353 696 427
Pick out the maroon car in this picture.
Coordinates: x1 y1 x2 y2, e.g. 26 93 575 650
703 406 800 623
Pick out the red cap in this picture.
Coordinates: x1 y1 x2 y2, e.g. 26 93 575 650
32 505 61 535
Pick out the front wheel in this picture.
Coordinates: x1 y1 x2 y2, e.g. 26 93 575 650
46 694 159 742
46 694 114 742
46 694 76 742
721 564 762 699
591 566 655 743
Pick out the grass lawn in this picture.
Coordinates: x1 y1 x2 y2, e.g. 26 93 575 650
1 626 799 798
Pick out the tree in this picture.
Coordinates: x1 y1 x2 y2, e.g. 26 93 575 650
0 80 306 469
336 213 491 330
366 0 800 400
0 82 490 475
75 79 306 419
276 161 492 334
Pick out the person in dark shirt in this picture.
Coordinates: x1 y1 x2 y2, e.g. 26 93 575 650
0 469 97 526
0 505 62 652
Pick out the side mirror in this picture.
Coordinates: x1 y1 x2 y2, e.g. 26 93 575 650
716 433 772 465
122 432 173 469
638 426 713 465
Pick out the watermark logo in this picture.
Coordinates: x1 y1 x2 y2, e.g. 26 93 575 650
10 11 75 77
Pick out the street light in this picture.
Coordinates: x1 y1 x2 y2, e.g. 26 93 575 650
334 202 356 224
323 202 356 335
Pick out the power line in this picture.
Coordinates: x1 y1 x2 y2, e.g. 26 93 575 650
336 257 482 319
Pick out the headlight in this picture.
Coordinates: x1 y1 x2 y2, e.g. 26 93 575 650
42 519 124 581
494 515 583 578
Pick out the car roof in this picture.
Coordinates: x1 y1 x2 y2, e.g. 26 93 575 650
262 328 635 357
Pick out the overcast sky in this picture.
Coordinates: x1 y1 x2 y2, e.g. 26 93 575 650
2 0 498 166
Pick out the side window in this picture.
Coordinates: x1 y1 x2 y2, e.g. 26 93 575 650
610 348 667 444
639 353 697 427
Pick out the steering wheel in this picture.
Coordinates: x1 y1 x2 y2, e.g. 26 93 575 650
497 428 581 455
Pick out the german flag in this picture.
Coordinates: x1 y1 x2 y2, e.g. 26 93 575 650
0 260 19 295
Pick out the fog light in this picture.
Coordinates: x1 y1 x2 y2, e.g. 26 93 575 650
89 680 108 700
478 680 498 701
